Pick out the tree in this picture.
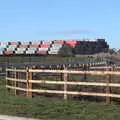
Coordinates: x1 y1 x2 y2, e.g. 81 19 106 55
108 48 116 55
59 44 75 57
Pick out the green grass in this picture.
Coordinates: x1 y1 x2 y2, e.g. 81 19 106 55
1 78 120 120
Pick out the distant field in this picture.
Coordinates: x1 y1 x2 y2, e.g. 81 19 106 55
0 55 98 67
1 77 120 120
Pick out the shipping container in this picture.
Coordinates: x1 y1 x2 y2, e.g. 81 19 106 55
4 50 13 55
31 41 41 45
36 50 47 54
0 48 5 51
51 44 63 48
40 44 50 48
20 41 30 45
38 48 48 51
19 45 28 48
1 42 8 46
29 44 40 48
48 51 59 54
0 51 3 55
42 40 52 44
15 51 24 54
10 42 19 45
27 48 37 51
49 48 60 51
25 50 36 54
17 48 26 51
6 45 17 51
53 40 64 44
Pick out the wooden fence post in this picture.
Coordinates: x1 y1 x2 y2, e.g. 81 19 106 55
106 66 111 103
84 65 87 81
26 67 29 97
26 67 32 97
28 68 33 97
63 66 68 100
6 69 8 89
14 67 16 95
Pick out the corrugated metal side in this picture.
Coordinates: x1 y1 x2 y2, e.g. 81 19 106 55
36 50 47 54
15 51 24 54
53 40 64 44
17 48 26 51
29 44 40 48
40 44 50 48
27 48 37 51
20 41 30 45
4 50 13 54
25 50 36 54
31 41 41 45
42 40 52 44
19 45 28 48
48 51 59 54
38 48 48 51
10 42 19 45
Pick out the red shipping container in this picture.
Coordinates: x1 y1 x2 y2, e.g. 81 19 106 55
65 41 77 48
29 44 40 48
10 42 19 45
36 50 47 54
40 44 50 48
4 50 13 54
19 45 28 48
54 40 64 44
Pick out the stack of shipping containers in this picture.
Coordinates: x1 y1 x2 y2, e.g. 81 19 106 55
48 40 63 55
0 39 109 55
25 41 40 54
4 42 19 55
15 41 29 54
0 42 9 55
36 41 51 55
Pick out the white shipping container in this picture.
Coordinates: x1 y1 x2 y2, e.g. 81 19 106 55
48 51 59 54
0 48 5 51
38 48 48 51
52 44 63 48
42 40 52 44
15 51 24 54
0 51 3 55
0 45 7 48
31 41 41 45
6 47 16 51
28 48 37 51
8 45 17 49
1 42 8 46
17 48 26 51
26 50 35 54
20 41 30 45
49 48 60 51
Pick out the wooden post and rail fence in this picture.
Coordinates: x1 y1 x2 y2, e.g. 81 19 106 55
5 67 120 103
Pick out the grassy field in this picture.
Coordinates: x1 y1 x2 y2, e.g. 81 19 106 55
1 78 120 120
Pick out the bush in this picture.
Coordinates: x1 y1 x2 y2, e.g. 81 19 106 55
59 44 75 57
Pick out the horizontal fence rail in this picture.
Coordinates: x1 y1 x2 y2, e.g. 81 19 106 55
6 78 120 87
6 85 120 98
29 69 120 75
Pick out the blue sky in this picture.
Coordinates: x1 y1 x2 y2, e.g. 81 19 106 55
0 0 120 48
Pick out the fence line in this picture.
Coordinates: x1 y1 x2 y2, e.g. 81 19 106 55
6 67 120 103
